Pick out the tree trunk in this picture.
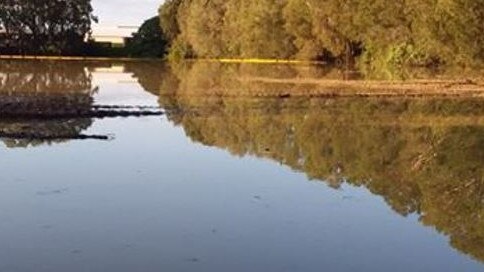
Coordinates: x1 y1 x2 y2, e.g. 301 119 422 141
344 40 354 68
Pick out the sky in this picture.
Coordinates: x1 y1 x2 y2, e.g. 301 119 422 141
92 0 163 28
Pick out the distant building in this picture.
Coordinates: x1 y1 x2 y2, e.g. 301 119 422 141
0 25 139 54
91 26 139 48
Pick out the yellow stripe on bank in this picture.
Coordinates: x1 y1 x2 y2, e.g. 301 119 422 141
207 58 324 65
0 55 326 65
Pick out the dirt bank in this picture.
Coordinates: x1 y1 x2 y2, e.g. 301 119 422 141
237 77 484 98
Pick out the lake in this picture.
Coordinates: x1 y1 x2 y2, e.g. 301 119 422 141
0 60 483 272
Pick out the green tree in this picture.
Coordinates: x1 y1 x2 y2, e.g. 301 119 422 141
227 0 296 59
0 0 97 55
407 0 484 65
159 0 183 43
179 0 227 57
157 0 484 66
126 16 167 58
283 0 319 60
159 0 195 59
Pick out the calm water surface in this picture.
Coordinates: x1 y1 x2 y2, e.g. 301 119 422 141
0 60 483 272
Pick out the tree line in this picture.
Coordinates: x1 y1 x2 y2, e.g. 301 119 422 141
0 0 97 55
159 0 484 66
1 0 482 66
0 0 165 57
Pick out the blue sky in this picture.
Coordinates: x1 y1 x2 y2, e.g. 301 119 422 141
92 0 163 27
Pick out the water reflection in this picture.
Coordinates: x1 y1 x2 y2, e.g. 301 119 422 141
0 61 162 147
162 97 484 262
128 61 484 263
1 60 483 265
0 61 96 147
0 60 94 94
130 61 484 98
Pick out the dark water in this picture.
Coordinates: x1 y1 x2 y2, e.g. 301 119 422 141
0 60 483 272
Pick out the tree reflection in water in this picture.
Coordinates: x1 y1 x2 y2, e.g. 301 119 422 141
0 60 481 262
0 61 163 147
0 61 96 148
129 61 484 263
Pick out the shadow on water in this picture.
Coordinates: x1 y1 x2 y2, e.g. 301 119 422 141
126 61 484 263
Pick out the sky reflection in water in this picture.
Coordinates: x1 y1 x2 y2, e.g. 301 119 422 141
0 60 483 272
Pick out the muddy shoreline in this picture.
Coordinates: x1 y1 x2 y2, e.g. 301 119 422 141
229 77 484 98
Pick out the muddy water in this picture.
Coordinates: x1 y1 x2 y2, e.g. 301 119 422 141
0 60 483 272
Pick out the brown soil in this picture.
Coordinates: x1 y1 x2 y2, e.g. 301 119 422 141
238 77 484 98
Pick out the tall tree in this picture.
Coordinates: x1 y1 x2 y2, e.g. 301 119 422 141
0 0 97 55
408 0 484 65
283 0 326 60
158 0 484 66
159 0 182 44
179 0 227 57
228 0 295 59
126 16 167 58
